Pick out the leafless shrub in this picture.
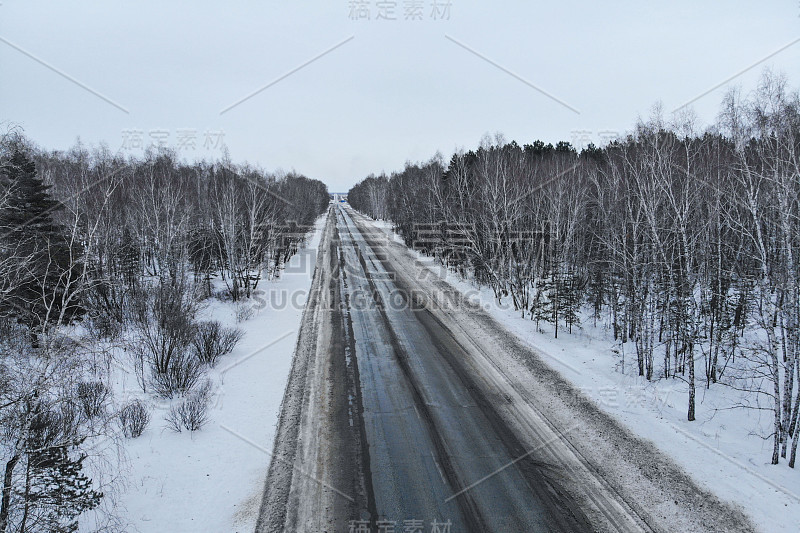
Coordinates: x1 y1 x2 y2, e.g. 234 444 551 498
84 278 128 340
165 382 212 432
118 399 150 438
234 301 254 322
214 288 234 302
76 381 111 419
129 281 199 396
191 321 243 366
149 349 204 398
87 312 124 340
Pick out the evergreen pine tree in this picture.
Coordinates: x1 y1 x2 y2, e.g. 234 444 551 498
0 150 83 330
16 406 102 532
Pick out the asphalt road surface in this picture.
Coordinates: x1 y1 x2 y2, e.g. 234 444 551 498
255 204 756 533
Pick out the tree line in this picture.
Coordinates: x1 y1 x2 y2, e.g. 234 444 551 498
349 71 800 468
0 131 328 532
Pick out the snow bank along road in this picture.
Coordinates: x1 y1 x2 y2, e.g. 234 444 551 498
256 204 755 533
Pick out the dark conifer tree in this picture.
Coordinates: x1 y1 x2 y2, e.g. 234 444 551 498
0 150 83 332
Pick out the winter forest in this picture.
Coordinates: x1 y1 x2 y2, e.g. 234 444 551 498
348 72 800 469
0 134 328 532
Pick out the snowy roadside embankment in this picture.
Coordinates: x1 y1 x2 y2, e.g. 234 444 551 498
113 216 326 533
367 218 799 533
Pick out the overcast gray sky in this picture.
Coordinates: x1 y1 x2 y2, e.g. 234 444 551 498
1 1 798 192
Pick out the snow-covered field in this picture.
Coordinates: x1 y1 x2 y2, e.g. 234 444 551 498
368 219 800 533
111 216 325 533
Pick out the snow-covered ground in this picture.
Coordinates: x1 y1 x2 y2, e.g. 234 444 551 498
111 216 325 533
368 218 800 533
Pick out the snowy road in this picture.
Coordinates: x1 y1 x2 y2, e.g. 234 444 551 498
256 205 755 533
337 205 598 532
